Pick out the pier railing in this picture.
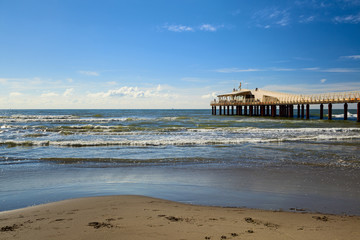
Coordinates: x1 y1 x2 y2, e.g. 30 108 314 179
211 91 360 106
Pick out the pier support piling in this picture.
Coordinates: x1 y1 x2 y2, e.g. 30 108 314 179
283 105 286 117
328 103 332 120
287 105 290 117
271 105 276 117
301 104 305 119
244 106 247 116
227 106 230 116
306 104 310 120
297 104 300 118
282 105 287 117
358 103 360 122
320 104 323 119
344 103 348 120
249 106 253 116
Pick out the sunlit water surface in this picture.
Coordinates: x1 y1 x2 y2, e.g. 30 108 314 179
0 109 359 215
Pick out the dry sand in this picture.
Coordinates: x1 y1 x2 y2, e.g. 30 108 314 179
0 195 359 240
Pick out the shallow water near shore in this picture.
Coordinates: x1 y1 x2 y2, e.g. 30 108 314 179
0 109 359 215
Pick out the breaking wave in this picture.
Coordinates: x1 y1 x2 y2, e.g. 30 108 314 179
1 130 360 148
0 115 197 124
332 112 358 118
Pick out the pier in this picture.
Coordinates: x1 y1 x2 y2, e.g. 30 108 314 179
210 87 360 122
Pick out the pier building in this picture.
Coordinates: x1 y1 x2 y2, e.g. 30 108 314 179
210 85 360 122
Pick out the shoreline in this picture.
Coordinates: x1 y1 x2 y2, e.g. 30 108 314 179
1 195 359 240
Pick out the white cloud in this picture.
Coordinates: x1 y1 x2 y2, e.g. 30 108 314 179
162 23 224 32
31 77 42 85
162 24 194 32
263 82 360 94
67 78 73 83
320 78 327 83
301 67 359 72
155 84 163 91
216 66 360 73
302 67 320 71
41 92 59 98
9 92 23 97
107 87 146 98
341 55 360 60
253 8 291 28
215 67 297 73
277 15 290 26
63 88 74 97
0 80 213 109
269 67 296 71
199 24 222 32
216 68 262 73
79 71 100 76
181 77 208 83
293 57 314 61
320 68 360 73
88 85 168 99
334 13 360 23
107 81 117 85
299 15 315 23
201 92 218 99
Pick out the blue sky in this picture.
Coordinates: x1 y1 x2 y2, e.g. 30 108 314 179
0 0 359 109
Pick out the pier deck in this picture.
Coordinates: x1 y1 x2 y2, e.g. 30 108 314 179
210 88 360 122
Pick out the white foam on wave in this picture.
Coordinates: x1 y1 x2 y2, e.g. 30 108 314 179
333 112 357 118
2 131 360 147
10 114 78 119
245 127 360 133
0 116 183 124
55 126 360 136
0 115 198 124
189 127 360 135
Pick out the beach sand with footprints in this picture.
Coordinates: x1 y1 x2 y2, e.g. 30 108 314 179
1 195 359 240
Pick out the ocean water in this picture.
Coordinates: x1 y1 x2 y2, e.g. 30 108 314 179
0 109 359 215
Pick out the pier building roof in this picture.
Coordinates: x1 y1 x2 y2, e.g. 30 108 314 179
211 87 360 106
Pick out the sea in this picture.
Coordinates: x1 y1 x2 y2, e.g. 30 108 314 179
0 109 359 215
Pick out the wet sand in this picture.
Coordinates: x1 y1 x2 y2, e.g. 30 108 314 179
1 195 359 240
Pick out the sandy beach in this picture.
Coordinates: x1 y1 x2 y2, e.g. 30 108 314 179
1 195 359 240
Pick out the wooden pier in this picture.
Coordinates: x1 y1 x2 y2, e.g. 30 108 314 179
210 88 360 122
